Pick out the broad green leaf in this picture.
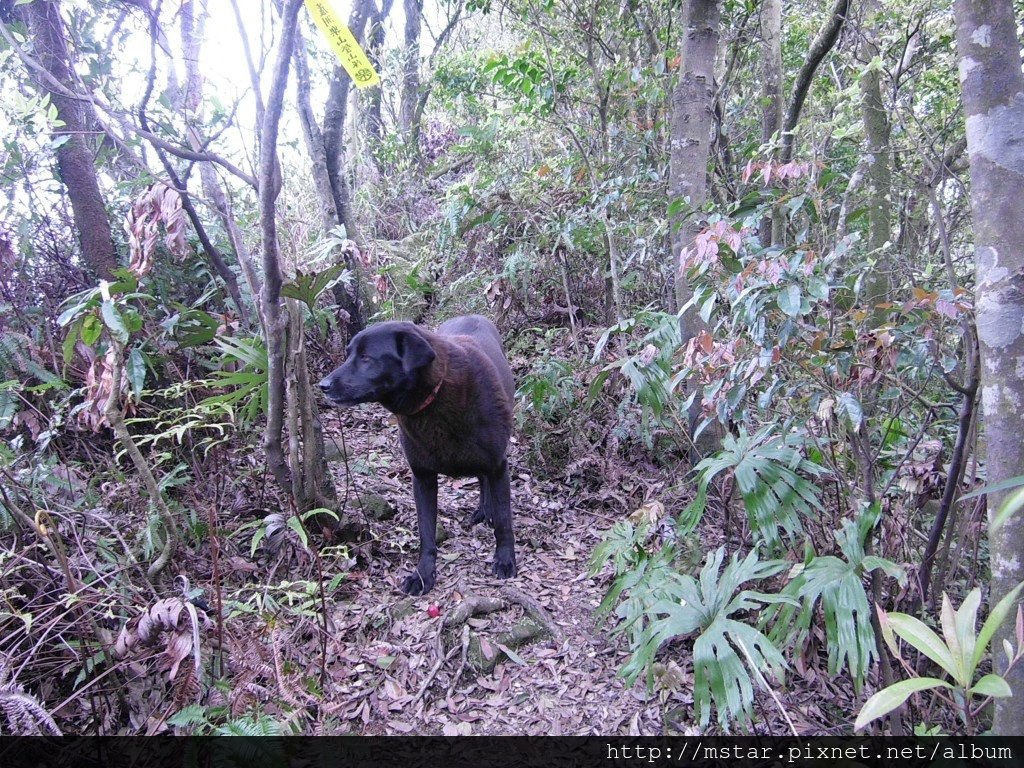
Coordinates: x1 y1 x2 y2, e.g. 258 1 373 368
126 347 146 401
693 615 786 728
959 474 1024 501
280 264 347 310
854 677 950 731
0 388 16 430
877 605 898 657
302 507 339 522
62 320 81 364
81 314 102 346
953 589 981 683
101 300 129 343
837 392 863 431
862 555 906 583
777 285 802 317
887 614 958 678
969 673 1012 698
57 297 95 327
939 592 966 685
992 487 1024 533
286 516 308 549
122 306 143 333
250 526 267 557
973 581 1024 670
799 550 877 689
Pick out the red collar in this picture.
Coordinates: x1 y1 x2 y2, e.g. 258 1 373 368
409 362 447 415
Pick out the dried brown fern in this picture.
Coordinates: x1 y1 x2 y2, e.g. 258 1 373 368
0 682 62 735
114 596 212 681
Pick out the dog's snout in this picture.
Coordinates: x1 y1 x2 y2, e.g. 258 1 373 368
318 377 332 393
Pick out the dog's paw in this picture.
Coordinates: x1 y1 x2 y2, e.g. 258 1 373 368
467 505 491 527
492 554 517 579
401 569 435 595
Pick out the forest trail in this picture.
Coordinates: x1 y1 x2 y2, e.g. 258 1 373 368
310 395 862 736
315 406 662 735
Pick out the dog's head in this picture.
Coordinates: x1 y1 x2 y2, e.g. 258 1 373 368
319 322 436 408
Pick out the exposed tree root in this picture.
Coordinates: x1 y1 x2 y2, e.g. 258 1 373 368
436 587 563 675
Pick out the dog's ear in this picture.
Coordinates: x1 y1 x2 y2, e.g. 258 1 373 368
397 328 436 373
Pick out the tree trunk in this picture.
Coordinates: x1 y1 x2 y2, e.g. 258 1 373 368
400 0 422 138
362 0 396 175
760 0 782 146
858 0 892 321
21 0 117 280
668 0 720 341
322 0 373 339
668 0 722 459
288 299 339 512
294 29 341 234
952 0 1024 735
258 0 341 523
758 0 782 245
259 0 305 504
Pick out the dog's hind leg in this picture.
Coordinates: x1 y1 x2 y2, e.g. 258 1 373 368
468 474 493 527
402 471 439 595
488 460 517 579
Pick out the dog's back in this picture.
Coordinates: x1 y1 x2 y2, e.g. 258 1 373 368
436 315 514 401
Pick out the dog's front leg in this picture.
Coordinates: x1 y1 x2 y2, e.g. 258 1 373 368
402 471 439 595
489 460 517 579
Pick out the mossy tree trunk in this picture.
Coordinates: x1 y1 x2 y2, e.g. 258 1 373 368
952 0 1024 735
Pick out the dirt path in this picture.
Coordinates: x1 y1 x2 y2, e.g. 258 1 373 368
316 407 663 735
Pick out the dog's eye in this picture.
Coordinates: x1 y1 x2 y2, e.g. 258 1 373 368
359 354 372 364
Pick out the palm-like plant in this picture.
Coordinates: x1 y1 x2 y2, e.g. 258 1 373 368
622 547 794 728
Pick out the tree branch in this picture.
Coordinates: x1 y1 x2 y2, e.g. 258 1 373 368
780 0 850 163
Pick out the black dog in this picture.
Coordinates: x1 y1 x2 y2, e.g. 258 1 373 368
319 315 516 595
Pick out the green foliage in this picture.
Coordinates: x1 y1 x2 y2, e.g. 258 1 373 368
225 575 335 621
588 310 687 447
482 50 565 114
168 699 292 737
591 516 692 650
856 582 1024 732
517 358 578 422
57 269 151 337
592 515 794 729
683 426 827 550
160 303 222 349
280 263 350 312
766 505 905 692
123 385 236 462
0 331 68 435
199 335 269 426
0 332 67 393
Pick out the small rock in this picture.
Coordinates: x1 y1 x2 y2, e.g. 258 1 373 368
323 441 347 462
357 493 396 521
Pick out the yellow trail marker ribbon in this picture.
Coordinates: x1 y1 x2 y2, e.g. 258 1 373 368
303 0 380 88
